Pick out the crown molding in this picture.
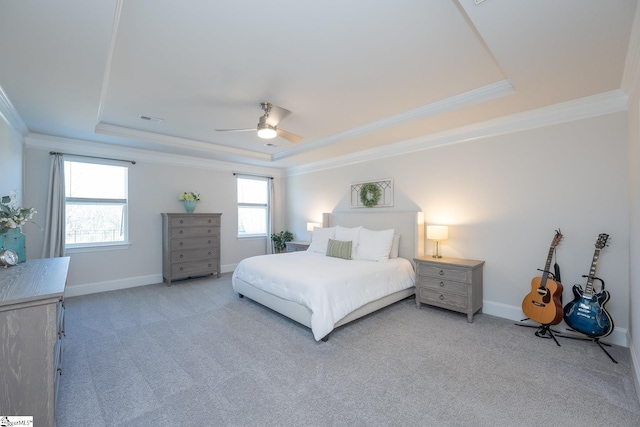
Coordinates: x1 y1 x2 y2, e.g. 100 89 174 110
0 85 28 136
273 79 516 161
24 132 282 177
285 90 628 176
94 122 272 162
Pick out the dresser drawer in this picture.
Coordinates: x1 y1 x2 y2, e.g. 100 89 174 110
170 215 221 228
418 276 468 295
57 299 65 338
417 264 471 283
171 247 219 263
170 236 219 251
54 336 63 407
171 260 218 277
170 226 220 239
418 287 468 311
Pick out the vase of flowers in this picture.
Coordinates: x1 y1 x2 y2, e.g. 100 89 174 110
0 191 36 263
178 191 201 213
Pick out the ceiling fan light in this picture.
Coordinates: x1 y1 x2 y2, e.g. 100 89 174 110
257 126 277 139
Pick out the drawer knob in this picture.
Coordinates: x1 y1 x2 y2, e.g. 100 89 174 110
179 242 183 246
208 229 212 233
439 294 445 300
208 240 212 244
179 254 183 259
208 263 212 267
179 230 183 234
180 220 184 224
208 252 212 256
208 219 212 223
439 270 444 276
179 267 184 271
439 281 444 287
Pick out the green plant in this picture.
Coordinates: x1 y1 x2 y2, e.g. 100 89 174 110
0 191 37 234
270 230 294 252
360 182 381 207
178 191 201 201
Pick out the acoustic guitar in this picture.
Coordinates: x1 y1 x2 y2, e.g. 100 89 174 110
521 230 564 325
563 233 614 338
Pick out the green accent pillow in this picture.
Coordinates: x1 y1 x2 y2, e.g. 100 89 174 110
326 238 353 260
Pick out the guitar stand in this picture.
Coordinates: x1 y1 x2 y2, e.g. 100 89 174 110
557 330 618 364
515 318 561 346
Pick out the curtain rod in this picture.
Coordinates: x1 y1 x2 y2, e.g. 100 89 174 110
49 152 136 165
233 172 273 180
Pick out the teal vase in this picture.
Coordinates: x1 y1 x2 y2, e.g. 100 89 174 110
1 228 26 263
183 200 197 213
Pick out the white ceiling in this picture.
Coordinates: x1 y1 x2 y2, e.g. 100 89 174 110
0 0 637 169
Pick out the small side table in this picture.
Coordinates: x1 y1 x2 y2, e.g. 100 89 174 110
414 256 484 322
286 241 310 252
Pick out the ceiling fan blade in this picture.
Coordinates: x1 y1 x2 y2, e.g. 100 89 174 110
266 105 292 127
277 128 302 143
215 128 255 133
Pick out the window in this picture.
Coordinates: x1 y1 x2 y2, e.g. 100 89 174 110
237 175 269 237
64 160 129 248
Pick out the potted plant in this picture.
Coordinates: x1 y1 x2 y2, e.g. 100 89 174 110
270 230 294 253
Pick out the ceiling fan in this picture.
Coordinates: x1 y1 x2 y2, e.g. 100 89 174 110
215 102 303 143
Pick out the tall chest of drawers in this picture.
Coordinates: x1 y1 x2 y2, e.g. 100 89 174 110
0 257 70 427
414 256 484 322
162 213 222 285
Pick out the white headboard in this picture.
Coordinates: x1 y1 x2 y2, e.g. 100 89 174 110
322 211 425 263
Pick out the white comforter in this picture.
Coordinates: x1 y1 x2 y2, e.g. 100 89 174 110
232 251 415 340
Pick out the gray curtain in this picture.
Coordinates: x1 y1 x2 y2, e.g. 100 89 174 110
266 178 275 254
41 154 66 258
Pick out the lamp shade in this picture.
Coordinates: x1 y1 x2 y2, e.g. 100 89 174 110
426 225 448 241
257 124 277 139
307 222 321 232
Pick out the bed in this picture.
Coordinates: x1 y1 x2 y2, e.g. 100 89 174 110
232 211 425 341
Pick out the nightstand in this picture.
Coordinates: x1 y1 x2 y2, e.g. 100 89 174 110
286 241 310 252
414 256 484 322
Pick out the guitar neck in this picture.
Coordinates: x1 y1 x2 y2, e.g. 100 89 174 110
584 248 600 295
540 246 555 284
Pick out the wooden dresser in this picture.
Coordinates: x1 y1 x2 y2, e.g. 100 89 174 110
0 257 70 427
162 213 222 285
414 256 484 322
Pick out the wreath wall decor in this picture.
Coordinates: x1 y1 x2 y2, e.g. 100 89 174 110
360 183 381 208
350 179 393 208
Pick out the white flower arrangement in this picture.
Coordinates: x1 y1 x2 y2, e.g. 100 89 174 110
0 191 37 234
178 191 201 202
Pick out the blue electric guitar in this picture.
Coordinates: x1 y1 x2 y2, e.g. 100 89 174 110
563 233 614 338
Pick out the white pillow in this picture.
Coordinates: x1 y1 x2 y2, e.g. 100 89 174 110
355 228 395 262
307 227 336 253
335 225 362 259
390 233 401 259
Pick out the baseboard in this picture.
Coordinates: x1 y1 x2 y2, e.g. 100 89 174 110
631 336 640 406
63 264 238 298
64 274 163 297
482 300 629 348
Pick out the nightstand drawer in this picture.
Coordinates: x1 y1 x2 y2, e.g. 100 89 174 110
418 276 468 295
414 256 484 323
418 287 468 311
417 264 471 283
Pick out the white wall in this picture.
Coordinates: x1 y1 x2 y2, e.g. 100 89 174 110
23 135 283 295
0 114 23 199
627 57 640 402
284 112 631 346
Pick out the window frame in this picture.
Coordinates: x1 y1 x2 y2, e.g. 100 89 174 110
64 158 130 251
236 175 270 239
